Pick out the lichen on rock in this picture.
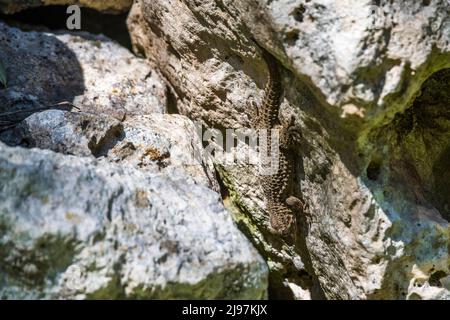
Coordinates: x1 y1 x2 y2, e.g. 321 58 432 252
127 0 450 299
0 21 268 299
1 0 449 301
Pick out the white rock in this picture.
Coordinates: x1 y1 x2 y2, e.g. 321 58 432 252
0 142 268 299
127 0 450 299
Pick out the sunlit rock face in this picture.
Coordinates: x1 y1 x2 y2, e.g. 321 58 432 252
127 0 450 299
0 22 268 300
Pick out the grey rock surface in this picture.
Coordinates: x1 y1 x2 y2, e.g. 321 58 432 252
0 22 267 299
128 0 450 299
1 110 123 157
0 21 166 128
2 109 219 190
0 142 267 299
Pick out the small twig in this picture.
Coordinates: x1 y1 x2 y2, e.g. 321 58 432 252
0 124 19 133
50 101 79 110
0 101 79 134
0 101 78 118
0 106 50 117
0 120 15 124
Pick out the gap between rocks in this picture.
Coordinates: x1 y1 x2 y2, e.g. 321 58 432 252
0 5 132 50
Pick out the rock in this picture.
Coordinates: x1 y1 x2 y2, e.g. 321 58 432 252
265 0 450 113
0 141 268 299
108 113 219 190
0 0 132 14
0 20 267 299
1 109 219 190
0 21 166 129
1 110 123 157
127 0 450 299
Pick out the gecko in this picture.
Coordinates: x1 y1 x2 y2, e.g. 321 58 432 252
250 43 306 243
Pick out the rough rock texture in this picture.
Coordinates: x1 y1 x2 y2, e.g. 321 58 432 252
0 22 268 299
1 110 219 189
0 0 132 14
0 142 267 299
128 0 450 299
0 21 166 127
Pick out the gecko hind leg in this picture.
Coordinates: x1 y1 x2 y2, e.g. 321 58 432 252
247 99 260 128
281 115 302 146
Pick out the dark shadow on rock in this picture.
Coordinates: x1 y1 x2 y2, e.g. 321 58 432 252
369 68 450 223
0 6 132 49
0 21 85 140
286 61 450 299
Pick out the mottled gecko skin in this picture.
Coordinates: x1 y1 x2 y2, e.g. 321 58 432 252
251 45 305 243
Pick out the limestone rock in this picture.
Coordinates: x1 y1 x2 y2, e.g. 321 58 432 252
128 0 450 299
0 21 166 129
0 21 267 299
0 142 267 299
1 109 218 190
1 110 123 157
